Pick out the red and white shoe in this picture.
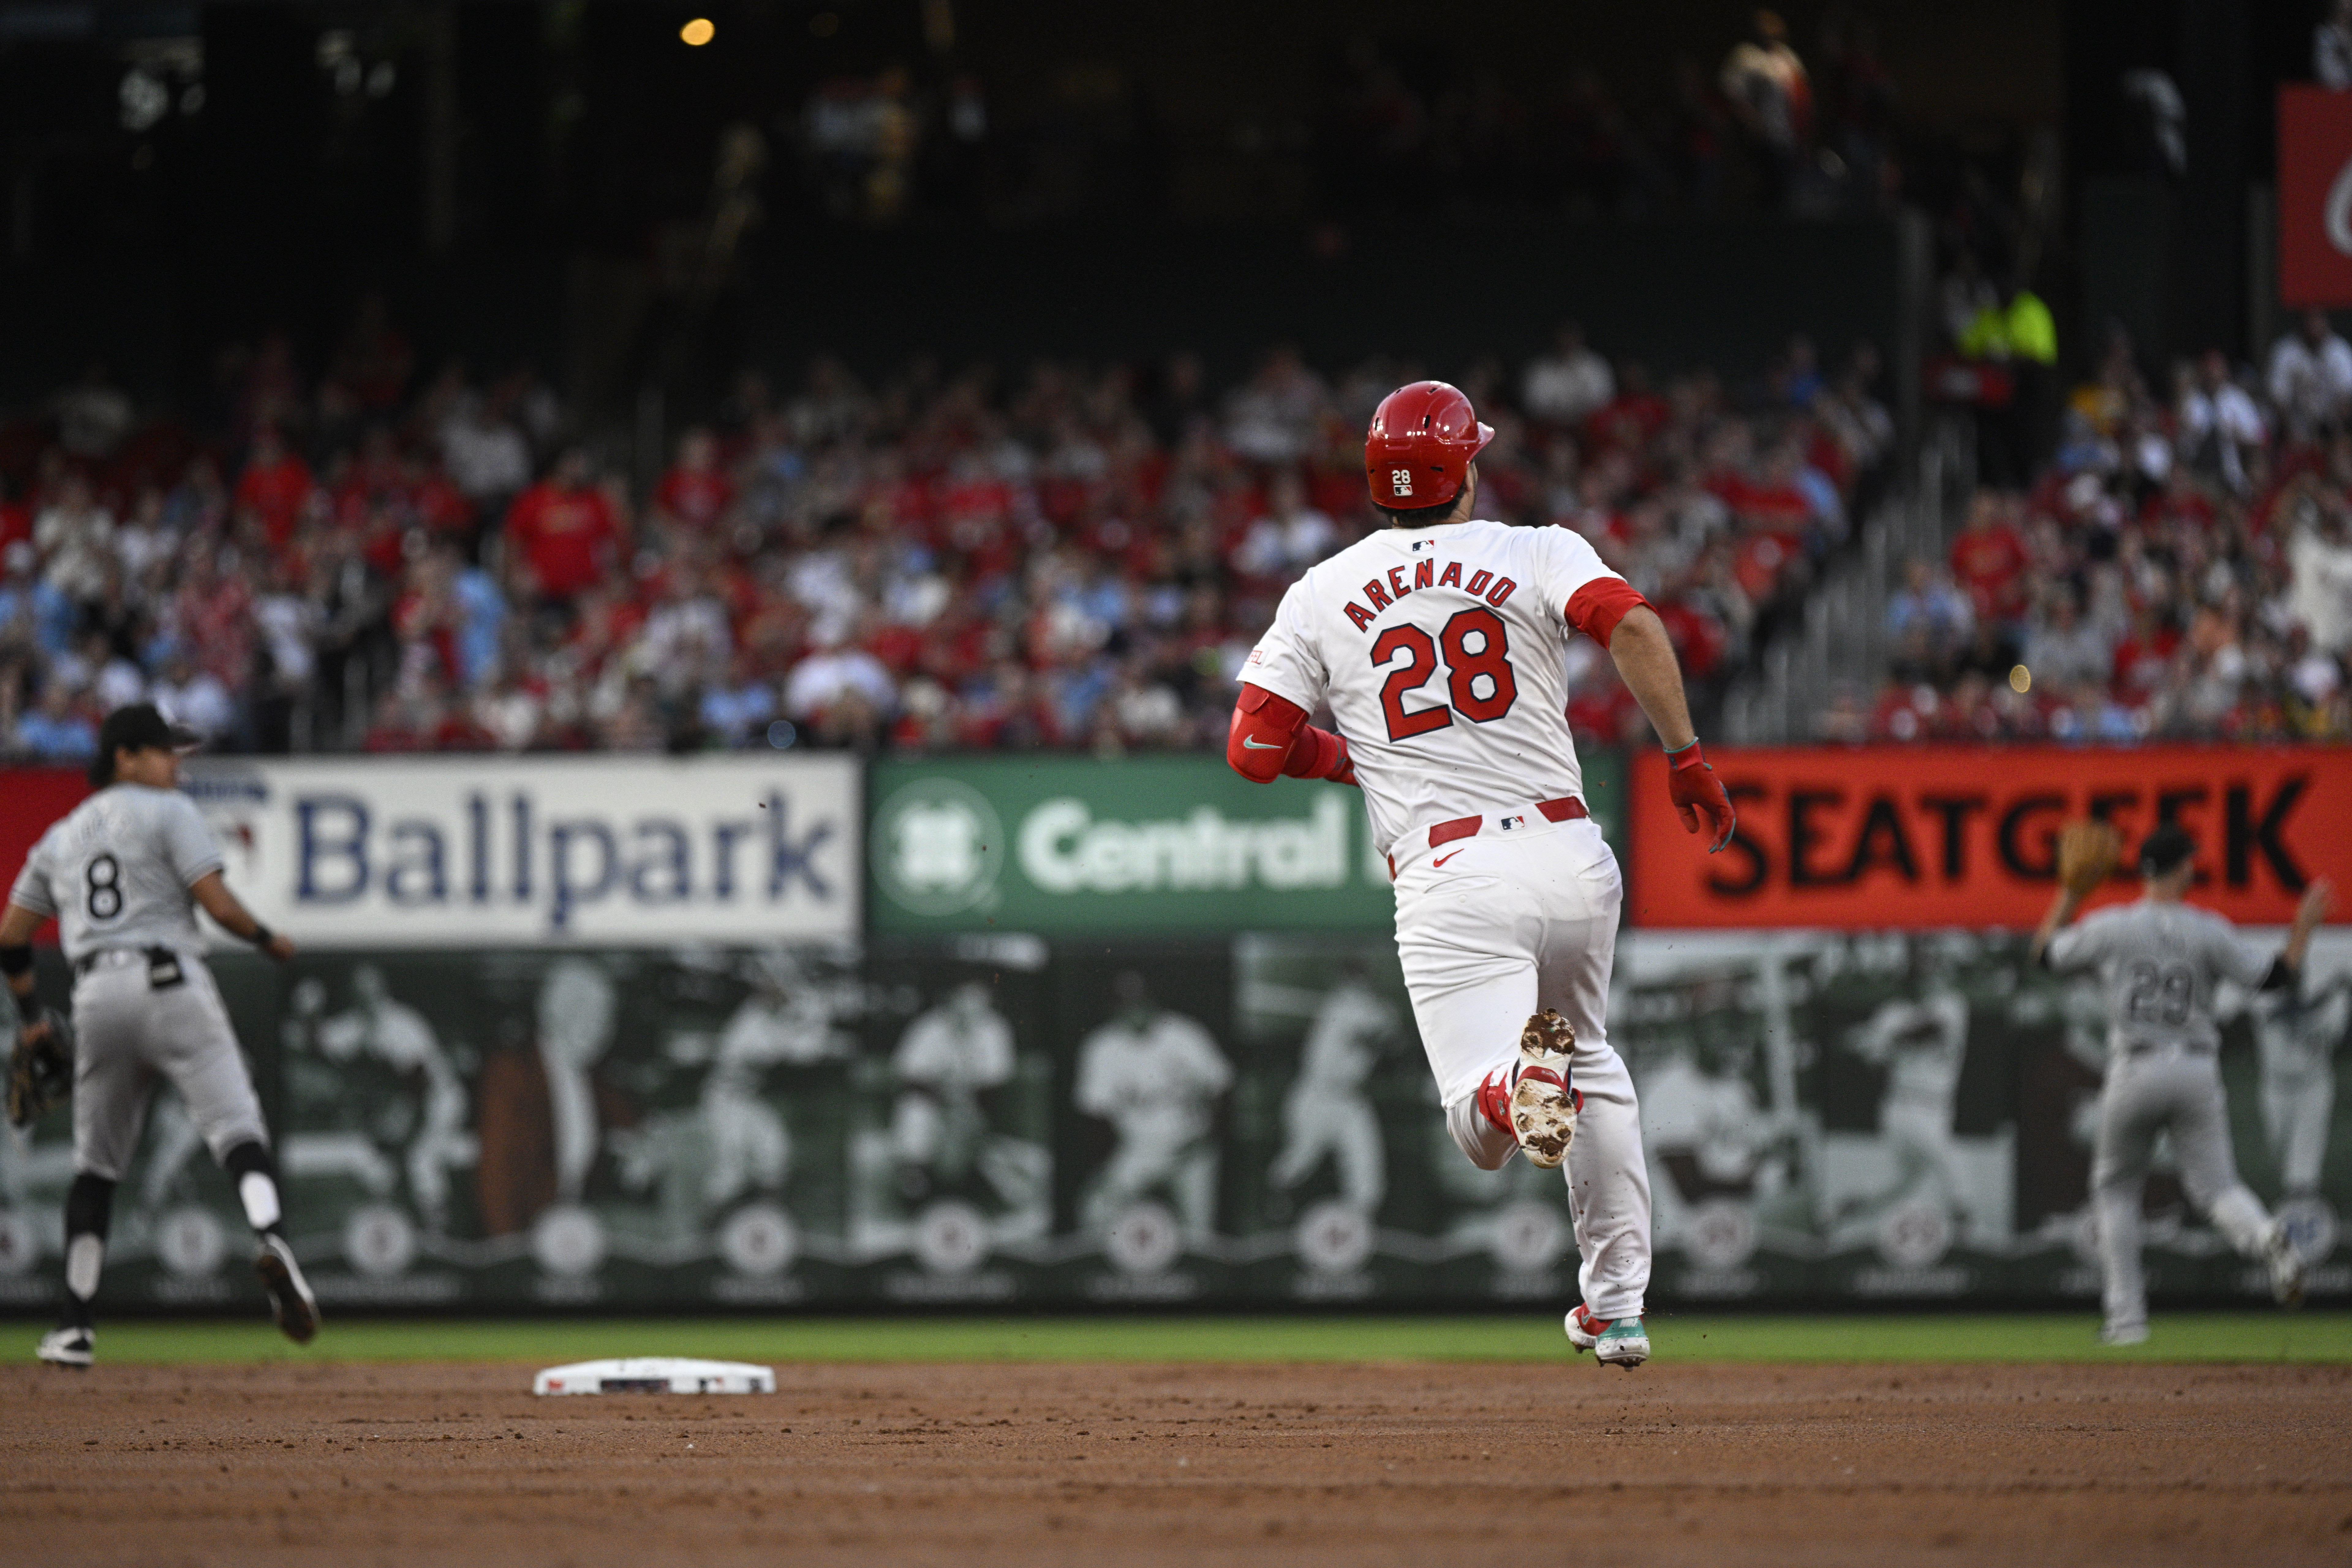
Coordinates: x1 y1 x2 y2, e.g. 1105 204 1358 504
1473 1013 1583 1170
1507 1009 1578 1169
1567 1304 1650 1368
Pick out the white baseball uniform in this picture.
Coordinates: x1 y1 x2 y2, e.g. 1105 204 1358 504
1245 517 1652 1321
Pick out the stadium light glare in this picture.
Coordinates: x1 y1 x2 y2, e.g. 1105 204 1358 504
681 17 715 46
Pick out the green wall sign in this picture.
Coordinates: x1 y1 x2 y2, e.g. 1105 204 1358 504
867 752 1626 935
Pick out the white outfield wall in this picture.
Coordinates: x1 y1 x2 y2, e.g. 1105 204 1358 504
181 755 860 947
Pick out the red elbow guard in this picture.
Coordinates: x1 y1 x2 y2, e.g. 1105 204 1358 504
1228 684 1307 781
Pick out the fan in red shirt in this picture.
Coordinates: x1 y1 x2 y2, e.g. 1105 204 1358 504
0 488 28 554
1582 363 1671 456
1947 490 2030 623
234 425 317 551
651 428 735 538
504 449 626 604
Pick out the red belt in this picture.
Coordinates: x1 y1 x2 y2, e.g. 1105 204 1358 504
1389 795 1588 877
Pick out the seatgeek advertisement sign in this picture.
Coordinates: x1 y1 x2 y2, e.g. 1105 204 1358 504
1628 745 2352 929
179 756 859 947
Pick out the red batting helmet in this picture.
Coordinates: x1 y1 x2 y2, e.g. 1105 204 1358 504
1365 381 1493 511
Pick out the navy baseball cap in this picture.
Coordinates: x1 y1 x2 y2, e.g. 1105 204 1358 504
89 702 202 786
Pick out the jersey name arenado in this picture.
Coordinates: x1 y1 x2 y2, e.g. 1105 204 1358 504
1245 518 1621 854
7 784 225 963
2046 899 2275 1056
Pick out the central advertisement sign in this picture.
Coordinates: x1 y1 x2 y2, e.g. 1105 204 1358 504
866 753 1628 935
180 755 860 947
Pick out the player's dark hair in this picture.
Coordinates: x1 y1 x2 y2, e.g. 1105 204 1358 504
2139 823 2196 877
1376 496 1464 528
85 747 116 790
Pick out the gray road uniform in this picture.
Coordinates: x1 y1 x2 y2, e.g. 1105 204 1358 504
2046 899 2285 1334
8 784 268 1181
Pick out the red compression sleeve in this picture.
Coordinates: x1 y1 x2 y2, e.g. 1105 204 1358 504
1228 684 1307 782
1565 578 1650 647
1280 724 1344 780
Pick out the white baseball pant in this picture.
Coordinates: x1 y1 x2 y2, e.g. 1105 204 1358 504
1391 814 1650 1321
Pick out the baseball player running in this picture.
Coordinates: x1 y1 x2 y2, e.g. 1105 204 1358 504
3 703 316 1367
1228 381 1736 1367
2033 820 2331 1345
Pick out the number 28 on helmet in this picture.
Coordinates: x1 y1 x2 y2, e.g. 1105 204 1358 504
1364 381 1494 511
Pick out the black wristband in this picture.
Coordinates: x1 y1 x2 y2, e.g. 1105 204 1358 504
248 924 276 949
14 988 38 1025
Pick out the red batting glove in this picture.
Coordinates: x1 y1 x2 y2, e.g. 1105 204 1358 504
1665 738 1735 852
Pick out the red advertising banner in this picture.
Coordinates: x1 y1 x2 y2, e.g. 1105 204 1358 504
2278 85 2352 309
1629 746 2352 930
0 768 88 941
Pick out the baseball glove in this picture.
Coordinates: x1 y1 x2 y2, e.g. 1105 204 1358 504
7 1010 73 1129
2056 819 2122 899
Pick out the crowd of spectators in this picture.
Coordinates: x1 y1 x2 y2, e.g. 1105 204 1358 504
0 315 1892 764
1827 309 2352 744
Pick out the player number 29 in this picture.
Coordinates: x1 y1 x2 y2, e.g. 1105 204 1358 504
2123 961 2194 1027
84 853 123 921
1370 607 1519 742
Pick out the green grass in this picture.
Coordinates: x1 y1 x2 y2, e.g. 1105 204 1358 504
10 1313 2352 1366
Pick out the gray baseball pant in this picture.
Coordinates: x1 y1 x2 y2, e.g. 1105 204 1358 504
2092 1051 2271 1332
70 952 270 1182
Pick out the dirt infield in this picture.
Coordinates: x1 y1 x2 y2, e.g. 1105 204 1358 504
3 1359 2348 1567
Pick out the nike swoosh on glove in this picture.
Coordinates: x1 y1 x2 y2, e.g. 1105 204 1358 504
1666 740 1735 853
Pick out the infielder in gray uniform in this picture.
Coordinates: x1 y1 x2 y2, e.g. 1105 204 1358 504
2 703 316 1367
2033 823 2332 1345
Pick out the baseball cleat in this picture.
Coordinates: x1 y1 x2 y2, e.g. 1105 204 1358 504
2264 1223 2306 1308
255 1235 320 1345
36 1327 93 1369
1509 1009 1578 1169
2097 1321 2148 1347
1567 1304 1649 1367
1595 1317 1650 1368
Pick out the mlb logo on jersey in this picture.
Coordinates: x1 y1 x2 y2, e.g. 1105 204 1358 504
1498 814 1526 831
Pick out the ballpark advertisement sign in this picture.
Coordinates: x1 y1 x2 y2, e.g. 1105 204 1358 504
867 752 1627 935
179 756 859 947
1629 745 2352 930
